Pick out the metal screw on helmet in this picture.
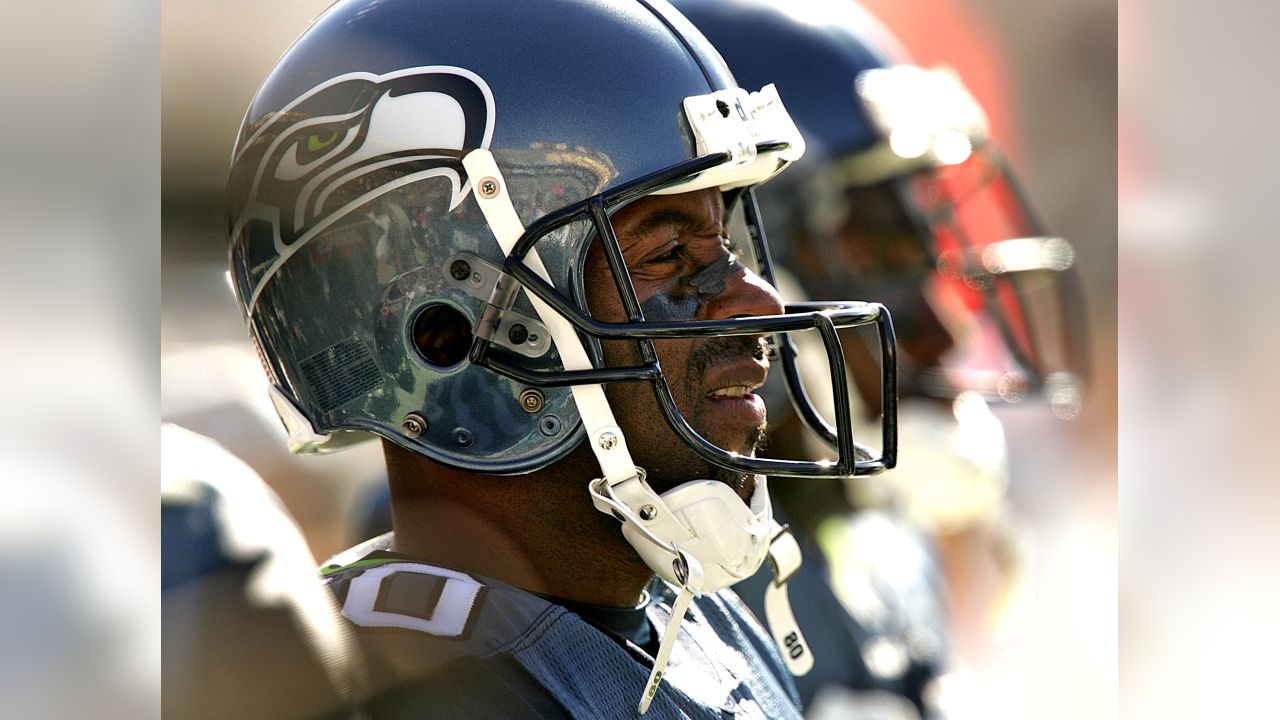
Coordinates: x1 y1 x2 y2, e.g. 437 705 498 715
598 431 618 450
639 505 657 521
519 387 544 413
507 323 529 345
477 177 500 199
402 412 428 438
539 415 562 437
449 259 472 281
454 428 474 447
469 271 483 286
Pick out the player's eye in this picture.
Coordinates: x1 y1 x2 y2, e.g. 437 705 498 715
644 243 684 266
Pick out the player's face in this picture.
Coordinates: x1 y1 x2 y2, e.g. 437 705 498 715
584 188 783 497
818 184 956 413
836 183 954 372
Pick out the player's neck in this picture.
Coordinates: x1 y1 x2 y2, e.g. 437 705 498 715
383 441 654 608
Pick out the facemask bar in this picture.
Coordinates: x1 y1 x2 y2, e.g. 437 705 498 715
467 147 898 477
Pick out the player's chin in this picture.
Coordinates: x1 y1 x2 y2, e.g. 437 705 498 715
705 425 767 501
704 421 768 459
710 467 758 504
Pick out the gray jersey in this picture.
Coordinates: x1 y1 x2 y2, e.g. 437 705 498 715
322 536 802 719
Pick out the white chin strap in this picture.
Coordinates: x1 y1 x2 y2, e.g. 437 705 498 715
463 147 811 714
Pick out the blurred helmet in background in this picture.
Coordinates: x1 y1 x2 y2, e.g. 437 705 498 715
676 0 1088 420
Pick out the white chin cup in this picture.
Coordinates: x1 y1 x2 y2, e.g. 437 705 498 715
619 475 772 595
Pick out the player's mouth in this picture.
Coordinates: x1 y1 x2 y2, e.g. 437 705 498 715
702 363 769 431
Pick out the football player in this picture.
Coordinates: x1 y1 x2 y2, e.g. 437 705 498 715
161 424 366 719
225 0 898 717
673 0 1088 717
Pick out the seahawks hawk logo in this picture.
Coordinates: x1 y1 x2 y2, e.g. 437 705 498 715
228 66 495 312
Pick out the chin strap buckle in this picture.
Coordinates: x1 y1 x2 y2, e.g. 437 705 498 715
764 522 814 676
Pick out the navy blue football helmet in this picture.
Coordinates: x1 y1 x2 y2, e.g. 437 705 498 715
676 0 1088 417
225 0 898 477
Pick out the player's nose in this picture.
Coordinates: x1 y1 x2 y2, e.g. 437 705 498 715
703 267 785 321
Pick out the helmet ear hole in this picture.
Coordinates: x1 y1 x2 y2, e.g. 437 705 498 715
412 303 473 369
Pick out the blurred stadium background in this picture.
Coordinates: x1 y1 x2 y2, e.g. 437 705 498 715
161 1 1116 718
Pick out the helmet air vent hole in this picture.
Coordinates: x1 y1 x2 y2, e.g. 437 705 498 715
715 99 730 117
412 303 473 369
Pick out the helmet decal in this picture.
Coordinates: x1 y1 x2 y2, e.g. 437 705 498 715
228 66 495 313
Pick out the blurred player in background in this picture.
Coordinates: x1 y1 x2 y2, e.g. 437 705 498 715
674 0 1089 717
161 424 366 719
220 0 903 716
